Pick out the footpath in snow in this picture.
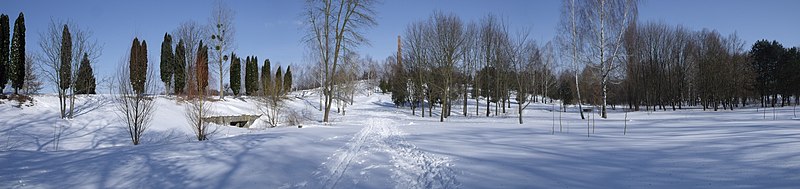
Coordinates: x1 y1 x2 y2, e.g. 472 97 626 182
308 117 458 189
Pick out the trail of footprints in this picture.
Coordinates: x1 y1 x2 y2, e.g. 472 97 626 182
312 117 459 189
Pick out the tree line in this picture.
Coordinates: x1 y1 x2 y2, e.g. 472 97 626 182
381 0 800 126
383 12 559 124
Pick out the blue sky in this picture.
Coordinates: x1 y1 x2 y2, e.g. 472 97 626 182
1 0 798 93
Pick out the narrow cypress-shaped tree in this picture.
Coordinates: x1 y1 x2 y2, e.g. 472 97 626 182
10 12 25 94
138 40 148 94
196 41 208 93
275 66 283 96
261 59 271 96
250 56 259 95
284 65 292 94
244 56 251 95
129 38 141 94
174 40 186 95
0 14 9 94
75 53 96 94
59 25 72 94
244 56 258 96
229 52 241 96
160 33 173 95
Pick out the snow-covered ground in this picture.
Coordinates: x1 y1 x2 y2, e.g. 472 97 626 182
1 90 800 188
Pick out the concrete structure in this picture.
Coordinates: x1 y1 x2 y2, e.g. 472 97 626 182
203 114 261 128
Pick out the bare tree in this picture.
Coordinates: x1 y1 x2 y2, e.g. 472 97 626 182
173 20 206 94
113 51 156 145
403 21 430 117
259 96 284 127
258 61 288 127
557 0 587 119
478 14 506 117
460 23 477 117
38 19 101 119
208 0 235 99
509 30 539 124
361 55 379 96
186 96 214 140
429 12 465 122
185 45 216 141
22 53 42 94
303 0 377 123
577 0 638 118
539 42 558 104
67 23 101 118
337 50 360 115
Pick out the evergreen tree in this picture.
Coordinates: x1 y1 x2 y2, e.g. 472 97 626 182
196 40 208 93
129 38 148 95
378 79 389 93
229 52 241 96
252 56 260 95
261 58 271 96
245 56 258 96
0 14 9 94
275 66 283 96
59 25 72 93
174 40 186 95
558 77 573 106
75 53 96 94
388 57 407 106
129 38 142 94
778 47 800 106
750 40 783 107
284 65 292 94
244 56 251 95
128 37 142 93
139 40 148 94
160 33 173 95
10 12 25 94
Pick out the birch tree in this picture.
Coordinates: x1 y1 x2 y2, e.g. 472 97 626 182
577 0 638 118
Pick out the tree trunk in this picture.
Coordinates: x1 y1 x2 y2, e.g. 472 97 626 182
59 90 66 118
601 73 608 119
518 101 523 124
463 83 468 116
412 101 416 115
69 88 75 118
440 92 445 122
323 88 332 122
486 95 490 117
219 61 224 100
575 72 585 119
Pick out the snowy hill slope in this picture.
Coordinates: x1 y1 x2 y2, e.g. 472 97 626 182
0 94 273 151
2 91 800 188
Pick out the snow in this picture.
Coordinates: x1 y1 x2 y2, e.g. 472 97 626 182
2 90 800 188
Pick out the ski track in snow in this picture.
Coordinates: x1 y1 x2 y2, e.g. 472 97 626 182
311 117 458 189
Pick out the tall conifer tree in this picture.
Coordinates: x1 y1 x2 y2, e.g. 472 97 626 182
160 33 174 94
174 40 186 94
10 12 25 94
0 14 9 94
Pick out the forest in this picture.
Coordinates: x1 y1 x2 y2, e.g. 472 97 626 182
381 0 800 124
